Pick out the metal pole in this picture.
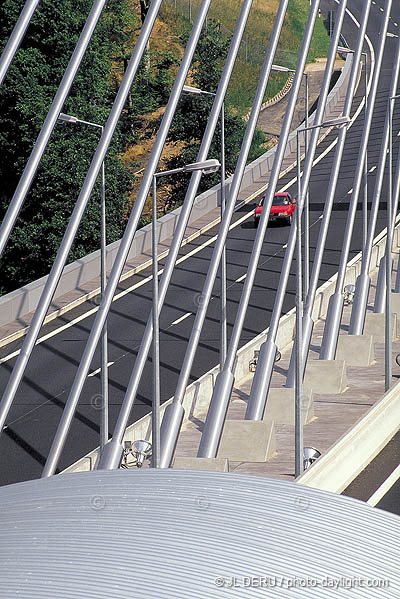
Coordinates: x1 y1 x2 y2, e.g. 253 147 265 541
41 0 211 477
320 0 393 357
0 0 41 87
295 132 304 478
304 72 310 298
198 0 320 459
152 176 160 467
96 0 254 471
100 152 109 450
363 53 368 251
385 97 397 391
0 0 108 258
285 25 372 387
393 148 400 292
160 0 290 467
0 0 161 457
246 0 348 418
220 102 227 368
189 0 192 22
348 12 399 337
375 111 400 306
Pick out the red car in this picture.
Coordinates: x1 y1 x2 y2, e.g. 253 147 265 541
254 192 295 227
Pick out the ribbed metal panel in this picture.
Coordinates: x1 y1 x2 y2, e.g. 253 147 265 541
0 469 398 597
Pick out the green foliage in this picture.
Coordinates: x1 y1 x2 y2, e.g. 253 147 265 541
287 0 331 63
0 0 137 294
128 50 180 116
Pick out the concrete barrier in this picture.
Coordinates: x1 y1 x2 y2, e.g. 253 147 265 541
0 56 353 329
63 209 394 475
297 380 400 493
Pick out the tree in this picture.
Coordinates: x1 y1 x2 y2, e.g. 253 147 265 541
0 0 137 294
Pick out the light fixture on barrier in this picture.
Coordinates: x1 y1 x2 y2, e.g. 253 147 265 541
303 447 321 470
121 440 152 468
343 284 356 304
133 440 152 468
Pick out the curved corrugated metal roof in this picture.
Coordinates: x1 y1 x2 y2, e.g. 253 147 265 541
0 469 398 597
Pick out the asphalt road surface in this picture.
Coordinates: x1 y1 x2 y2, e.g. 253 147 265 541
0 0 399 486
343 429 400 516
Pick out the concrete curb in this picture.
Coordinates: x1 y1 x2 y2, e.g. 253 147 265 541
297 380 400 494
0 56 353 334
243 73 295 122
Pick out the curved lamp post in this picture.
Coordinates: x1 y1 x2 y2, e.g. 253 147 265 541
151 159 220 467
58 112 109 450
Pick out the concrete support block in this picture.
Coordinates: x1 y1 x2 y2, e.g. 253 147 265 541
363 312 397 342
173 457 229 472
217 420 275 462
263 388 314 425
304 360 347 394
336 335 374 367
391 293 400 317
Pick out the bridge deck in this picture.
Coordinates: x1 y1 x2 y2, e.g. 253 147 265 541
174 251 399 480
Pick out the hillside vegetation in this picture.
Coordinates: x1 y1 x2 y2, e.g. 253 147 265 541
0 0 330 294
160 0 330 111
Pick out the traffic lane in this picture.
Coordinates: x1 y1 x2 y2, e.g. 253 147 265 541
0 203 293 419
0 1 392 482
0 202 387 486
0 119 386 481
0 219 296 483
376 478 400 515
342 430 400 503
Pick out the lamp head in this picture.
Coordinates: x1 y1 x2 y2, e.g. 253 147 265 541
183 159 220 174
303 447 321 470
58 112 78 124
133 440 152 468
343 284 356 304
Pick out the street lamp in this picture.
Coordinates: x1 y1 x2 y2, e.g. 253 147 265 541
294 115 350 477
272 64 310 296
152 158 220 468
182 85 227 368
58 112 109 451
337 46 368 250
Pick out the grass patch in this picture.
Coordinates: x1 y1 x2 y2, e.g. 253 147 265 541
161 0 331 114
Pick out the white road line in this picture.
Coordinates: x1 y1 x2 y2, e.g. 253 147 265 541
235 273 247 283
387 32 398 38
170 312 192 326
88 361 115 377
367 464 400 506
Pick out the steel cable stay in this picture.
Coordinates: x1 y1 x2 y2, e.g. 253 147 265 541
42 0 214 477
195 0 328 460
0 0 164 457
283 0 374 389
96 0 255 470
158 0 291 467
0 0 41 88
0 0 109 258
